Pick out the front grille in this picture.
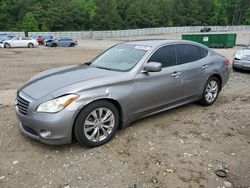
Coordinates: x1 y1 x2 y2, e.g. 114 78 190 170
16 93 30 115
245 56 250 61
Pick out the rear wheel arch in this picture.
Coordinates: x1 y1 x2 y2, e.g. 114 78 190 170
210 74 222 91
28 43 34 48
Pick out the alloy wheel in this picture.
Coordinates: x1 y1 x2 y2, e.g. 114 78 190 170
83 108 115 142
205 80 218 103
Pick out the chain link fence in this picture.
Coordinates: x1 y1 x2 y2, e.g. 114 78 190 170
1 25 250 46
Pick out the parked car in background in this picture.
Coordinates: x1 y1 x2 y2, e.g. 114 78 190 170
31 34 53 45
50 38 78 47
31 34 44 45
233 46 250 71
43 34 53 41
0 34 15 43
15 40 230 147
200 27 212 32
44 39 54 46
1 37 39 48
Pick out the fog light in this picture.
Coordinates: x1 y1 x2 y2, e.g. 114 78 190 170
40 130 51 138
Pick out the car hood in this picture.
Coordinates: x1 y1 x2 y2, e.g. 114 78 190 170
21 64 120 100
234 49 250 60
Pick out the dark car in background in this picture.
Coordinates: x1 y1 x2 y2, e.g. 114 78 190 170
44 39 53 46
200 27 212 32
31 34 53 45
31 35 44 45
50 38 78 47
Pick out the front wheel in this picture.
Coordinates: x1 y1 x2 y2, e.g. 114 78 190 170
28 43 34 48
200 77 220 106
4 43 11 48
74 100 119 147
51 43 57 47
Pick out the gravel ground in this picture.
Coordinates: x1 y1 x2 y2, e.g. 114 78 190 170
0 39 249 188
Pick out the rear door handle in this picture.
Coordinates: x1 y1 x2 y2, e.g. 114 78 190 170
202 64 209 69
172 71 182 77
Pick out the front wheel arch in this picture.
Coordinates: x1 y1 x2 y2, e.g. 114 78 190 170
72 99 123 144
4 43 11 48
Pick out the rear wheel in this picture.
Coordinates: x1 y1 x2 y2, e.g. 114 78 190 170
28 43 34 48
74 100 119 147
4 43 11 48
70 43 75 47
200 77 220 106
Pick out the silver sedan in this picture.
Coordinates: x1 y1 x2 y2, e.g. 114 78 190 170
15 40 230 147
233 46 250 71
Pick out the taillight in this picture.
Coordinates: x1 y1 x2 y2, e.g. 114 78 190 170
224 59 230 65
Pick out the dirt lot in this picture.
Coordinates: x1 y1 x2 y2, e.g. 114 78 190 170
0 39 249 188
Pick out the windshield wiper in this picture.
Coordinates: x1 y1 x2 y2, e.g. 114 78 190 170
92 66 113 71
85 61 92 65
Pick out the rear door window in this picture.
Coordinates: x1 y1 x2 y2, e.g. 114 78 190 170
148 45 177 68
177 44 203 64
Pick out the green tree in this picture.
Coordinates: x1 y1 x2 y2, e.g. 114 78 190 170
21 12 38 31
94 0 122 30
0 0 249 31
244 7 250 24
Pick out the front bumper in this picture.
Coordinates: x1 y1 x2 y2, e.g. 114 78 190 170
15 92 78 145
233 59 250 70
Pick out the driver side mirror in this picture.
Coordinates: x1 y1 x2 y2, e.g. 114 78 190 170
143 62 162 73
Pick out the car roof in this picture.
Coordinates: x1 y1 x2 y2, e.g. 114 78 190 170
124 39 209 49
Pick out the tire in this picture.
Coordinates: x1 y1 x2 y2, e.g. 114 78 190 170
70 43 75 47
51 43 57 47
4 43 11 48
200 76 220 106
28 43 34 48
232 64 239 71
74 100 119 147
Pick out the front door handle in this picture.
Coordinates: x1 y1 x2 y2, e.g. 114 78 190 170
172 71 182 77
202 64 209 69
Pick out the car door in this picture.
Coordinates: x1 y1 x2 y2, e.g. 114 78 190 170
175 44 209 99
20 38 28 47
65 39 71 46
61 39 68 47
131 44 184 116
10 38 21 47
57 39 63 46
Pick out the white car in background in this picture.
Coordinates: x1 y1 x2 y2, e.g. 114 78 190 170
0 37 39 48
233 46 250 71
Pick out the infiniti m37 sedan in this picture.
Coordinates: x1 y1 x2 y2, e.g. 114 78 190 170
16 40 230 147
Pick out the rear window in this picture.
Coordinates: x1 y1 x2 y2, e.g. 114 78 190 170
200 47 208 58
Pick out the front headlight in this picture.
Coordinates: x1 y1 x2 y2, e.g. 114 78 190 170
37 94 79 113
234 51 246 60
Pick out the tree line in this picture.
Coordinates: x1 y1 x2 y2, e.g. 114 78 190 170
0 0 249 31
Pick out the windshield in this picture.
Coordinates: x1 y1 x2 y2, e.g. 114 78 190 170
90 44 149 71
